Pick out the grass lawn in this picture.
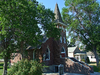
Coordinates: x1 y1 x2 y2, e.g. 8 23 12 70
0 62 3 75
0 62 11 75
89 62 100 72
0 69 3 75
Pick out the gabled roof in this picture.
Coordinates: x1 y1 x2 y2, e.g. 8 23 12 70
26 35 48 50
87 51 94 56
54 3 63 23
68 46 86 54
68 46 77 53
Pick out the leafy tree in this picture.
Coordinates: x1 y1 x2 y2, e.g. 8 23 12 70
0 0 60 75
7 59 43 75
62 0 100 66
67 37 76 47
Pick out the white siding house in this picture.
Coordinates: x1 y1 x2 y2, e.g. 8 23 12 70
87 51 96 62
68 46 87 61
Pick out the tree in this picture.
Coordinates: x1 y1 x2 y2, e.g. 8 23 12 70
62 0 100 66
7 59 43 75
67 37 76 47
0 0 60 75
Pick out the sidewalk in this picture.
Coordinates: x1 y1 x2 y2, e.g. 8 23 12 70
43 72 100 75
64 73 84 75
64 72 100 75
90 72 100 75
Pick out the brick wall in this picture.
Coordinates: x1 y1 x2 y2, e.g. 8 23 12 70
58 32 68 57
61 58 90 75
79 61 94 73
10 53 22 65
42 38 61 65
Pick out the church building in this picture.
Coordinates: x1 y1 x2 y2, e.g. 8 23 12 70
10 3 94 75
26 3 67 70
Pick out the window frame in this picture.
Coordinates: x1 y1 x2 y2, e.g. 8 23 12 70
63 37 66 43
43 46 50 61
61 47 65 53
60 36 62 43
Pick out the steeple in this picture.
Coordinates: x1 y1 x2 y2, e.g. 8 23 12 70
54 3 63 23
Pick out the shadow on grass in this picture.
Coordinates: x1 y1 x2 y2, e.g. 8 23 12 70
0 63 3 66
0 62 3 70
93 66 100 72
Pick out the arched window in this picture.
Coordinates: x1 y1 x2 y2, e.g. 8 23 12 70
60 36 62 43
63 37 66 43
61 47 65 53
43 46 50 61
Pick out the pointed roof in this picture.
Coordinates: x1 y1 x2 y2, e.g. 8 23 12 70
54 3 63 23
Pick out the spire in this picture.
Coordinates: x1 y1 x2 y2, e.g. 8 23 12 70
54 3 63 23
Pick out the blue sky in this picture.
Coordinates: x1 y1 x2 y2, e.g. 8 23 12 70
37 0 100 13
37 0 65 13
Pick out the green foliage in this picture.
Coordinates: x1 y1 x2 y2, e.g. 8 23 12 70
0 55 3 59
0 62 10 69
0 62 3 69
7 59 43 75
0 0 60 74
81 59 85 62
62 0 100 65
93 66 100 72
0 69 3 75
67 37 76 47
86 57 90 63
0 0 60 58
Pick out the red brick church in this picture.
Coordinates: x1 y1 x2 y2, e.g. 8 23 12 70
11 3 94 75
27 3 67 66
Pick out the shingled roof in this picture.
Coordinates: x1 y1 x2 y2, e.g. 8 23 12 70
26 35 48 50
54 3 63 23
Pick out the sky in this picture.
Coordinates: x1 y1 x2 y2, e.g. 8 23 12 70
37 0 100 13
37 0 65 13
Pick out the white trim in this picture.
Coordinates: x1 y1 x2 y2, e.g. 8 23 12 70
46 46 50 60
60 36 62 43
33 51 35 60
61 47 66 57
42 38 48 43
43 46 50 61
63 37 66 43
61 47 65 53
43 54 46 61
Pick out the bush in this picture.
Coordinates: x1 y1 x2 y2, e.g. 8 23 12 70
81 59 85 62
7 59 43 75
86 57 90 63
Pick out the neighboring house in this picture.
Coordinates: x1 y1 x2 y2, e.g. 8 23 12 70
68 46 87 61
0 59 4 62
87 51 96 62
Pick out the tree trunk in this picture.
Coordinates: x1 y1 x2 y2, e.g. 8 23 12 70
93 46 99 66
3 57 8 75
20 41 24 59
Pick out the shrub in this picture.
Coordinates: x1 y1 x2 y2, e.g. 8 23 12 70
81 59 85 62
7 59 43 75
86 57 90 63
